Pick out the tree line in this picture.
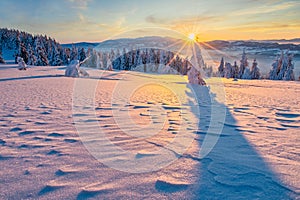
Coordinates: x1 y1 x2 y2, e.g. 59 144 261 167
0 28 296 81
217 49 295 80
0 28 86 66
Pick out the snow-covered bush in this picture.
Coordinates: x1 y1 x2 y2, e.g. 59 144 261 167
17 57 27 70
65 60 80 77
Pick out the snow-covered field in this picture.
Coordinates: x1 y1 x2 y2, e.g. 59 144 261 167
0 64 299 199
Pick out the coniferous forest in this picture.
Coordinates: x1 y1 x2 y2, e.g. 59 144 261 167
0 28 296 80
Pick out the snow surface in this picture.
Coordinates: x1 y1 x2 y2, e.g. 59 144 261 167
0 64 299 199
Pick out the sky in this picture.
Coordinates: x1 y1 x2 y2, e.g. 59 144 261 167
0 0 299 43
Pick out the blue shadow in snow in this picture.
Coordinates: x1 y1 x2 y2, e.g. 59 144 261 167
185 85 296 199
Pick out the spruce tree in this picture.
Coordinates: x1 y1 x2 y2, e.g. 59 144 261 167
224 62 233 78
70 45 78 61
19 42 29 64
269 51 295 81
79 48 86 62
232 61 239 79
250 59 261 79
0 47 5 64
239 49 248 78
283 53 295 81
218 57 225 77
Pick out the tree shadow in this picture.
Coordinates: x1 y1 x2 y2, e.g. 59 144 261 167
0 74 64 82
186 84 296 199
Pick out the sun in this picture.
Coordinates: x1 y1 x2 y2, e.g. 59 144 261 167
188 33 197 42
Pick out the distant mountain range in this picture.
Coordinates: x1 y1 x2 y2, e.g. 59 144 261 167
62 37 300 56
61 42 99 49
253 38 300 44
63 37 300 48
204 40 300 52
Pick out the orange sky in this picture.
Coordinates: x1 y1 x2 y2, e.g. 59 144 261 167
0 0 299 43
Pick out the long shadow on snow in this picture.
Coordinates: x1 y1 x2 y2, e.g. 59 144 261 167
186 85 296 199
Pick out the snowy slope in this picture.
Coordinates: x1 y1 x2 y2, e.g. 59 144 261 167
0 64 299 199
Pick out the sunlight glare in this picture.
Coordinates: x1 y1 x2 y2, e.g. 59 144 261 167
188 33 196 41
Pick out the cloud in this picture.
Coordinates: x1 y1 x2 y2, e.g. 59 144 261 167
232 1 297 16
68 0 92 10
223 21 300 33
145 15 168 24
145 14 220 25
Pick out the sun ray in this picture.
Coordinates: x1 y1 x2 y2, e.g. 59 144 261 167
165 39 185 49
198 41 237 61
166 41 189 66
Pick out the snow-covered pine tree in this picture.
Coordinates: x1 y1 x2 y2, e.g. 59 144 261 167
181 56 189 75
269 51 295 81
82 49 96 68
70 45 78 61
120 48 127 70
86 48 92 57
224 62 233 78
218 57 225 77
242 67 251 79
250 59 261 79
96 51 104 69
112 49 121 70
283 53 295 81
79 48 86 62
239 49 248 78
28 44 37 66
106 53 113 71
18 42 29 64
133 49 140 69
136 49 143 67
46 39 53 63
232 61 239 79
0 28 67 66
63 48 71 65
127 49 134 70
102 52 107 69
52 46 63 66
110 49 115 64
155 49 160 72
277 51 286 80
0 46 5 64
36 46 49 66
187 66 206 85
14 32 21 53
202 63 213 77
269 56 279 80
149 48 154 64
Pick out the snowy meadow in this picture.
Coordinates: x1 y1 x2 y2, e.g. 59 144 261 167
0 28 300 199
